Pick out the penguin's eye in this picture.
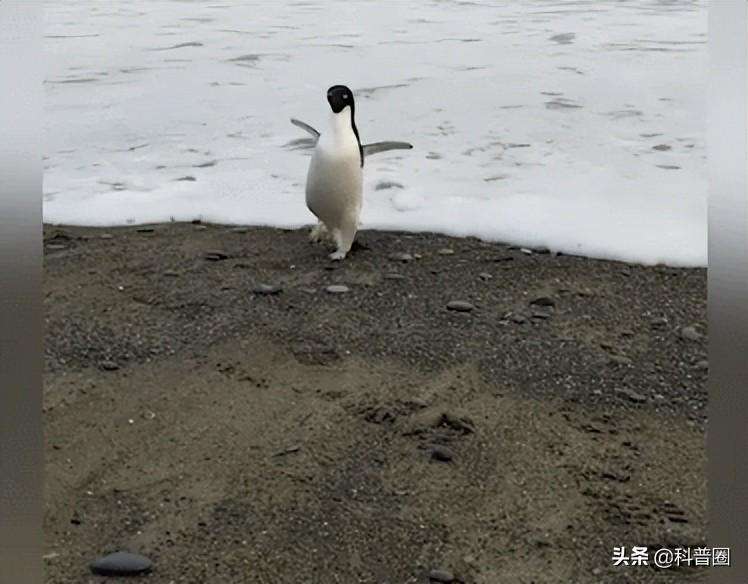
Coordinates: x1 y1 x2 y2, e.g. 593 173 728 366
343 94 349 99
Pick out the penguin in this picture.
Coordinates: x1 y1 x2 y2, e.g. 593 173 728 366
291 85 413 260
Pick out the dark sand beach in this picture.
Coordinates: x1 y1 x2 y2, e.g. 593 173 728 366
44 223 707 583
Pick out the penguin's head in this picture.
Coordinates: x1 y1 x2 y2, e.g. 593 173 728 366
327 85 354 114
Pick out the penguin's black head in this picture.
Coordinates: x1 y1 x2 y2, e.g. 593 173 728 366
327 85 354 113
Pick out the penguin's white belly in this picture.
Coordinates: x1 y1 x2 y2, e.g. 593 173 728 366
305 146 363 227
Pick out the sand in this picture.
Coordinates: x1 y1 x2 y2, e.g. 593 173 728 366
43 223 707 583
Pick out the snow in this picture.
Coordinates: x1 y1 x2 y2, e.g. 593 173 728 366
44 0 707 266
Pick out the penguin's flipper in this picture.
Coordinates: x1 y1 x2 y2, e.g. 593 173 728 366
290 118 320 139
362 141 413 157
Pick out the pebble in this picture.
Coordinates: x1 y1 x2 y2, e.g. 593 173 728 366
389 252 414 263
401 408 475 436
530 295 556 307
273 445 301 457
163 270 180 278
326 285 350 294
680 326 702 342
531 308 552 320
478 272 492 281
253 284 282 296
608 355 633 366
429 568 455 583
230 227 248 233
443 411 476 434
384 273 405 280
100 233 113 239
446 300 474 312
99 360 119 372
430 445 455 462
47 244 67 250
437 248 455 256
695 359 709 370
204 250 229 261
520 248 533 255
511 314 527 324
615 388 647 403
651 317 668 329
90 551 152 577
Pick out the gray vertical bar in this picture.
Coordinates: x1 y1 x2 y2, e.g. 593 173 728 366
708 1 748 582
0 3 42 584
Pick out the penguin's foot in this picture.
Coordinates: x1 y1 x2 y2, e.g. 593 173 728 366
309 222 328 243
328 223 356 261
